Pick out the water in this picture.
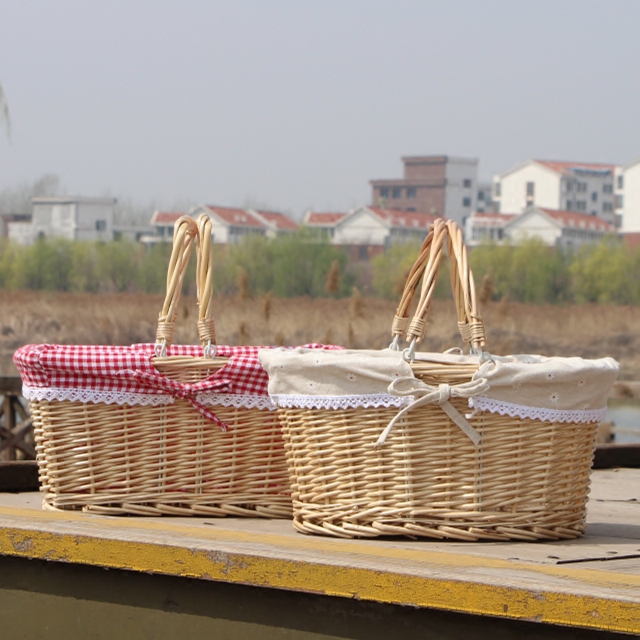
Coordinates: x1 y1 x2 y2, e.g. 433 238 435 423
606 399 640 443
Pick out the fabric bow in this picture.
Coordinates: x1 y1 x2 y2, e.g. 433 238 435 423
375 376 490 448
118 369 232 430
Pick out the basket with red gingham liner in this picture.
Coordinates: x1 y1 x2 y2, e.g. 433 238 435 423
14 215 337 516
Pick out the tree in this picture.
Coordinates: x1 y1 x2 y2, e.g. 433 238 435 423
0 174 61 215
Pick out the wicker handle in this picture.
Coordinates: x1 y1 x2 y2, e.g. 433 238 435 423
196 214 216 353
406 219 486 352
390 218 447 347
155 215 204 353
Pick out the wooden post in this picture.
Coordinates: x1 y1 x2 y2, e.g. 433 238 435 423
0 376 35 462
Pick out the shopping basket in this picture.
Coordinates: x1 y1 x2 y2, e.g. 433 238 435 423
259 219 619 540
15 215 294 516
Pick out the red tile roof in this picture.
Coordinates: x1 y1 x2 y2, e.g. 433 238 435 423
304 212 348 225
539 208 615 232
368 207 439 229
205 206 264 228
470 212 517 226
535 160 615 176
150 211 183 225
254 210 298 230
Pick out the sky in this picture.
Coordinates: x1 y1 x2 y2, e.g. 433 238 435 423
1 0 639 219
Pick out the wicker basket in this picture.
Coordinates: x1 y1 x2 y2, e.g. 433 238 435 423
260 219 619 540
15 215 292 517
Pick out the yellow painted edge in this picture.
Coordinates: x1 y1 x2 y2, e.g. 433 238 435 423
0 526 638 634
1 503 639 591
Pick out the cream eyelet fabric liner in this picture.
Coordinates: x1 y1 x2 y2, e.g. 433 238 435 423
259 348 620 424
22 386 277 411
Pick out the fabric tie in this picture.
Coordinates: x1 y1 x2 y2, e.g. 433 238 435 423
118 369 232 430
375 376 490 448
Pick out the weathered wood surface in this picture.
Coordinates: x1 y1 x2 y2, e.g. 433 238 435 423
0 468 638 635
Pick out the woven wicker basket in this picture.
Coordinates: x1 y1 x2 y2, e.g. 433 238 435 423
17 215 292 517
262 219 618 540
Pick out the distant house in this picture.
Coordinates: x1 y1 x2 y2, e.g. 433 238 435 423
145 211 186 244
493 160 617 225
465 212 517 247
303 205 438 258
302 212 348 240
1 213 32 241
146 205 298 245
475 182 495 212
370 155 478 227
6 196 117 245
504 207 615 249
615 158 640 232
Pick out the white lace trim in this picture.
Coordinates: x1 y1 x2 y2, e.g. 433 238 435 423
196 393 276 410
23 385 176 407
23 386 274 410
469 396 607 424
271 394 413 410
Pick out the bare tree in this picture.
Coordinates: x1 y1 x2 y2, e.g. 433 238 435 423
0 174 61 215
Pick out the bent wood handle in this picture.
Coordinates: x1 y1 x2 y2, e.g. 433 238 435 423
196 214 216 350
155 216 199 350
390 218 446 344
407 219 486 351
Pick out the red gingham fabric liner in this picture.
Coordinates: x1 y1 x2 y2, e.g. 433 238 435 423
14 343 338 398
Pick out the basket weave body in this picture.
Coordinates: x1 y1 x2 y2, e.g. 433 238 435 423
29 355 291 516
277 361 597 540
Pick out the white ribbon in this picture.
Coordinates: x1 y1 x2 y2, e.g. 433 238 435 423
375 376 490 448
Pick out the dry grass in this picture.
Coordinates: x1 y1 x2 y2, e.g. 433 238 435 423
1 290 639 379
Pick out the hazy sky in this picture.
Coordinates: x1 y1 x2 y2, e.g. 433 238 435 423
1 0 639 218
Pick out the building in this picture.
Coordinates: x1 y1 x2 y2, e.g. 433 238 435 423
302 212 348 240
1 213 31 239
615 159 640 232
465 212 516 247
475 182 494 212
7 196 117 245
304 205 438 257
493 160 617 225
504 207 614 249
146 205 298 245
370 155 478 226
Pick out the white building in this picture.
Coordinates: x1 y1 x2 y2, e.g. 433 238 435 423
615 159 640 232
465 212 516 246
475 182 494 212
22 196 117 244
146 205 298 245
305 205 437 250
504 207 614 249
493 160 617 225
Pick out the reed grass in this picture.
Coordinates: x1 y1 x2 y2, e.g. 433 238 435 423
1 290 638 379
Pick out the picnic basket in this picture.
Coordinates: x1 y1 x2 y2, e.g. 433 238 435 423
14 214 293 517
259 219 620 540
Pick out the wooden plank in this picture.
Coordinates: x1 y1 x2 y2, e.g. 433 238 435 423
0 470 638 634
0 461 39 492
0 375 21 395
594 444 640 469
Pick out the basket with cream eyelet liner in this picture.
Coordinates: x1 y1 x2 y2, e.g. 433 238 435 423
259 219 619 540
